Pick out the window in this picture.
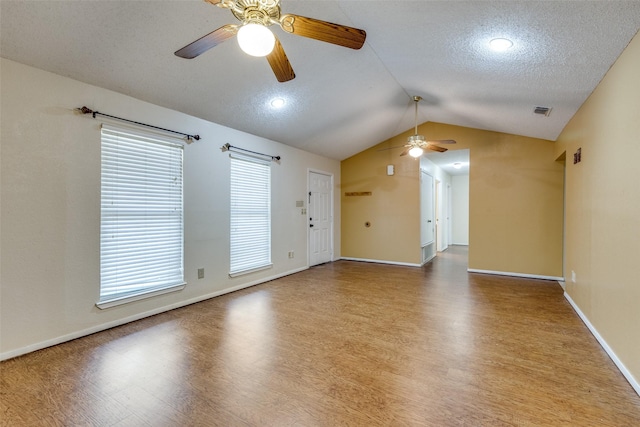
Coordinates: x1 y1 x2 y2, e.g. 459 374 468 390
229 155 272 276
99 124 184 308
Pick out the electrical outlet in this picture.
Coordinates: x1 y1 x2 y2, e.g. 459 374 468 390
198 268 205 279
288 251 294 259
301 208 307 215
571 270 576 283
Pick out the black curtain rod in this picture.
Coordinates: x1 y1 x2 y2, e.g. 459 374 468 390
77 106 200 142
221 143 281 162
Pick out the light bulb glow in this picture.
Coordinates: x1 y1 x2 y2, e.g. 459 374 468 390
408 146 424 158
237 23 275 57
489 38 513 52
270 97 285 108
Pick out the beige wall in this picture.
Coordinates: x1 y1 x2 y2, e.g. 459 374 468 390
555 32 640 383
451 174 470 245
464 127 564 277
342 122 564 277
341 143 422 264
0 59 341 358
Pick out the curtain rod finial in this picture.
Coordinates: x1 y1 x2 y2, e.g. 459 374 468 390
185 134 200 144
77 106 93 115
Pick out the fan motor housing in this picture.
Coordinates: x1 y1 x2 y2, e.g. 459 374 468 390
408 134 426 146
231 0 281 24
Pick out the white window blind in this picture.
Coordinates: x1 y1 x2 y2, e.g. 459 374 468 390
99 124 184 307
230 155 272 276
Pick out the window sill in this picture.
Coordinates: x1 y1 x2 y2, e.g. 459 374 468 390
96 283 186 310
229 264 273 278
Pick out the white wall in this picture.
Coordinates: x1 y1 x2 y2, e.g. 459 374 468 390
0 58 341 359
451 174 469 245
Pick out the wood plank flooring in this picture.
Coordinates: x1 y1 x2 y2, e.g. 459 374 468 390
2 246 639 426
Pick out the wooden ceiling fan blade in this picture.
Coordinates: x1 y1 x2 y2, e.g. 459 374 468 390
279 14 366 49
174 24 238 59
428 139 456 145
377 145 406 152
427 145 448 153
266 37 295 82
400 147 411 157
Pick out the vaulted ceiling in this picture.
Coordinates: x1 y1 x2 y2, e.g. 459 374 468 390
2 1 639 160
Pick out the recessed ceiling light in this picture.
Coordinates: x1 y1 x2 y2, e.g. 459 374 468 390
453 162 462 169
489 38 513 52
270 97 285 108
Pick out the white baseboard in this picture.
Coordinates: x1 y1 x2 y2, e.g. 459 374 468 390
467 268 563 282
421 253 436 266
0 266 309 362
564 292 640 397
340 257 421 268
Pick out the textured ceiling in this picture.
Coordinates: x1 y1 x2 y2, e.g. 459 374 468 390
2 1 639 160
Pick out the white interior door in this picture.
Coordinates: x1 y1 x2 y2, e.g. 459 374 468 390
436 179 442 250
309 171 333 266
446 183 452 249
421 171 435 246
436 179 449 252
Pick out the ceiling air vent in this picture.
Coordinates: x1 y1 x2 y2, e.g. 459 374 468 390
533 106 552 116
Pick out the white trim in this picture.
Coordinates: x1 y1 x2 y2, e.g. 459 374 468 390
96 283 186 309
0 266 308 362
467 268 563 281
421 253 436 266
229 263 273 278
340 257 422 268
564 292 640 397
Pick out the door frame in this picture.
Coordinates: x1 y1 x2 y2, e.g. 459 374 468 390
435 179 450 252
307 169 334 266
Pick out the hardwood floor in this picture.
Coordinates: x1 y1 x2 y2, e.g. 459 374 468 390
2 246 639 426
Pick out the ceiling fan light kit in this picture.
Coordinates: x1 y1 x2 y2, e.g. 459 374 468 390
408 146 424 158
176 0 366 82
377 96 457 158
398 96 456 158
237 23 275 56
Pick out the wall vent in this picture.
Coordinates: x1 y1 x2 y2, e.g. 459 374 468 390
533 106 552 116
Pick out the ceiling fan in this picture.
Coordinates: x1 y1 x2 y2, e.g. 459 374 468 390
174 0 367 82
397 96 456 158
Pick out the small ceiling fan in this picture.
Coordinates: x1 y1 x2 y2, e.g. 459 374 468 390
175 0 367 82
398 96 456 158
